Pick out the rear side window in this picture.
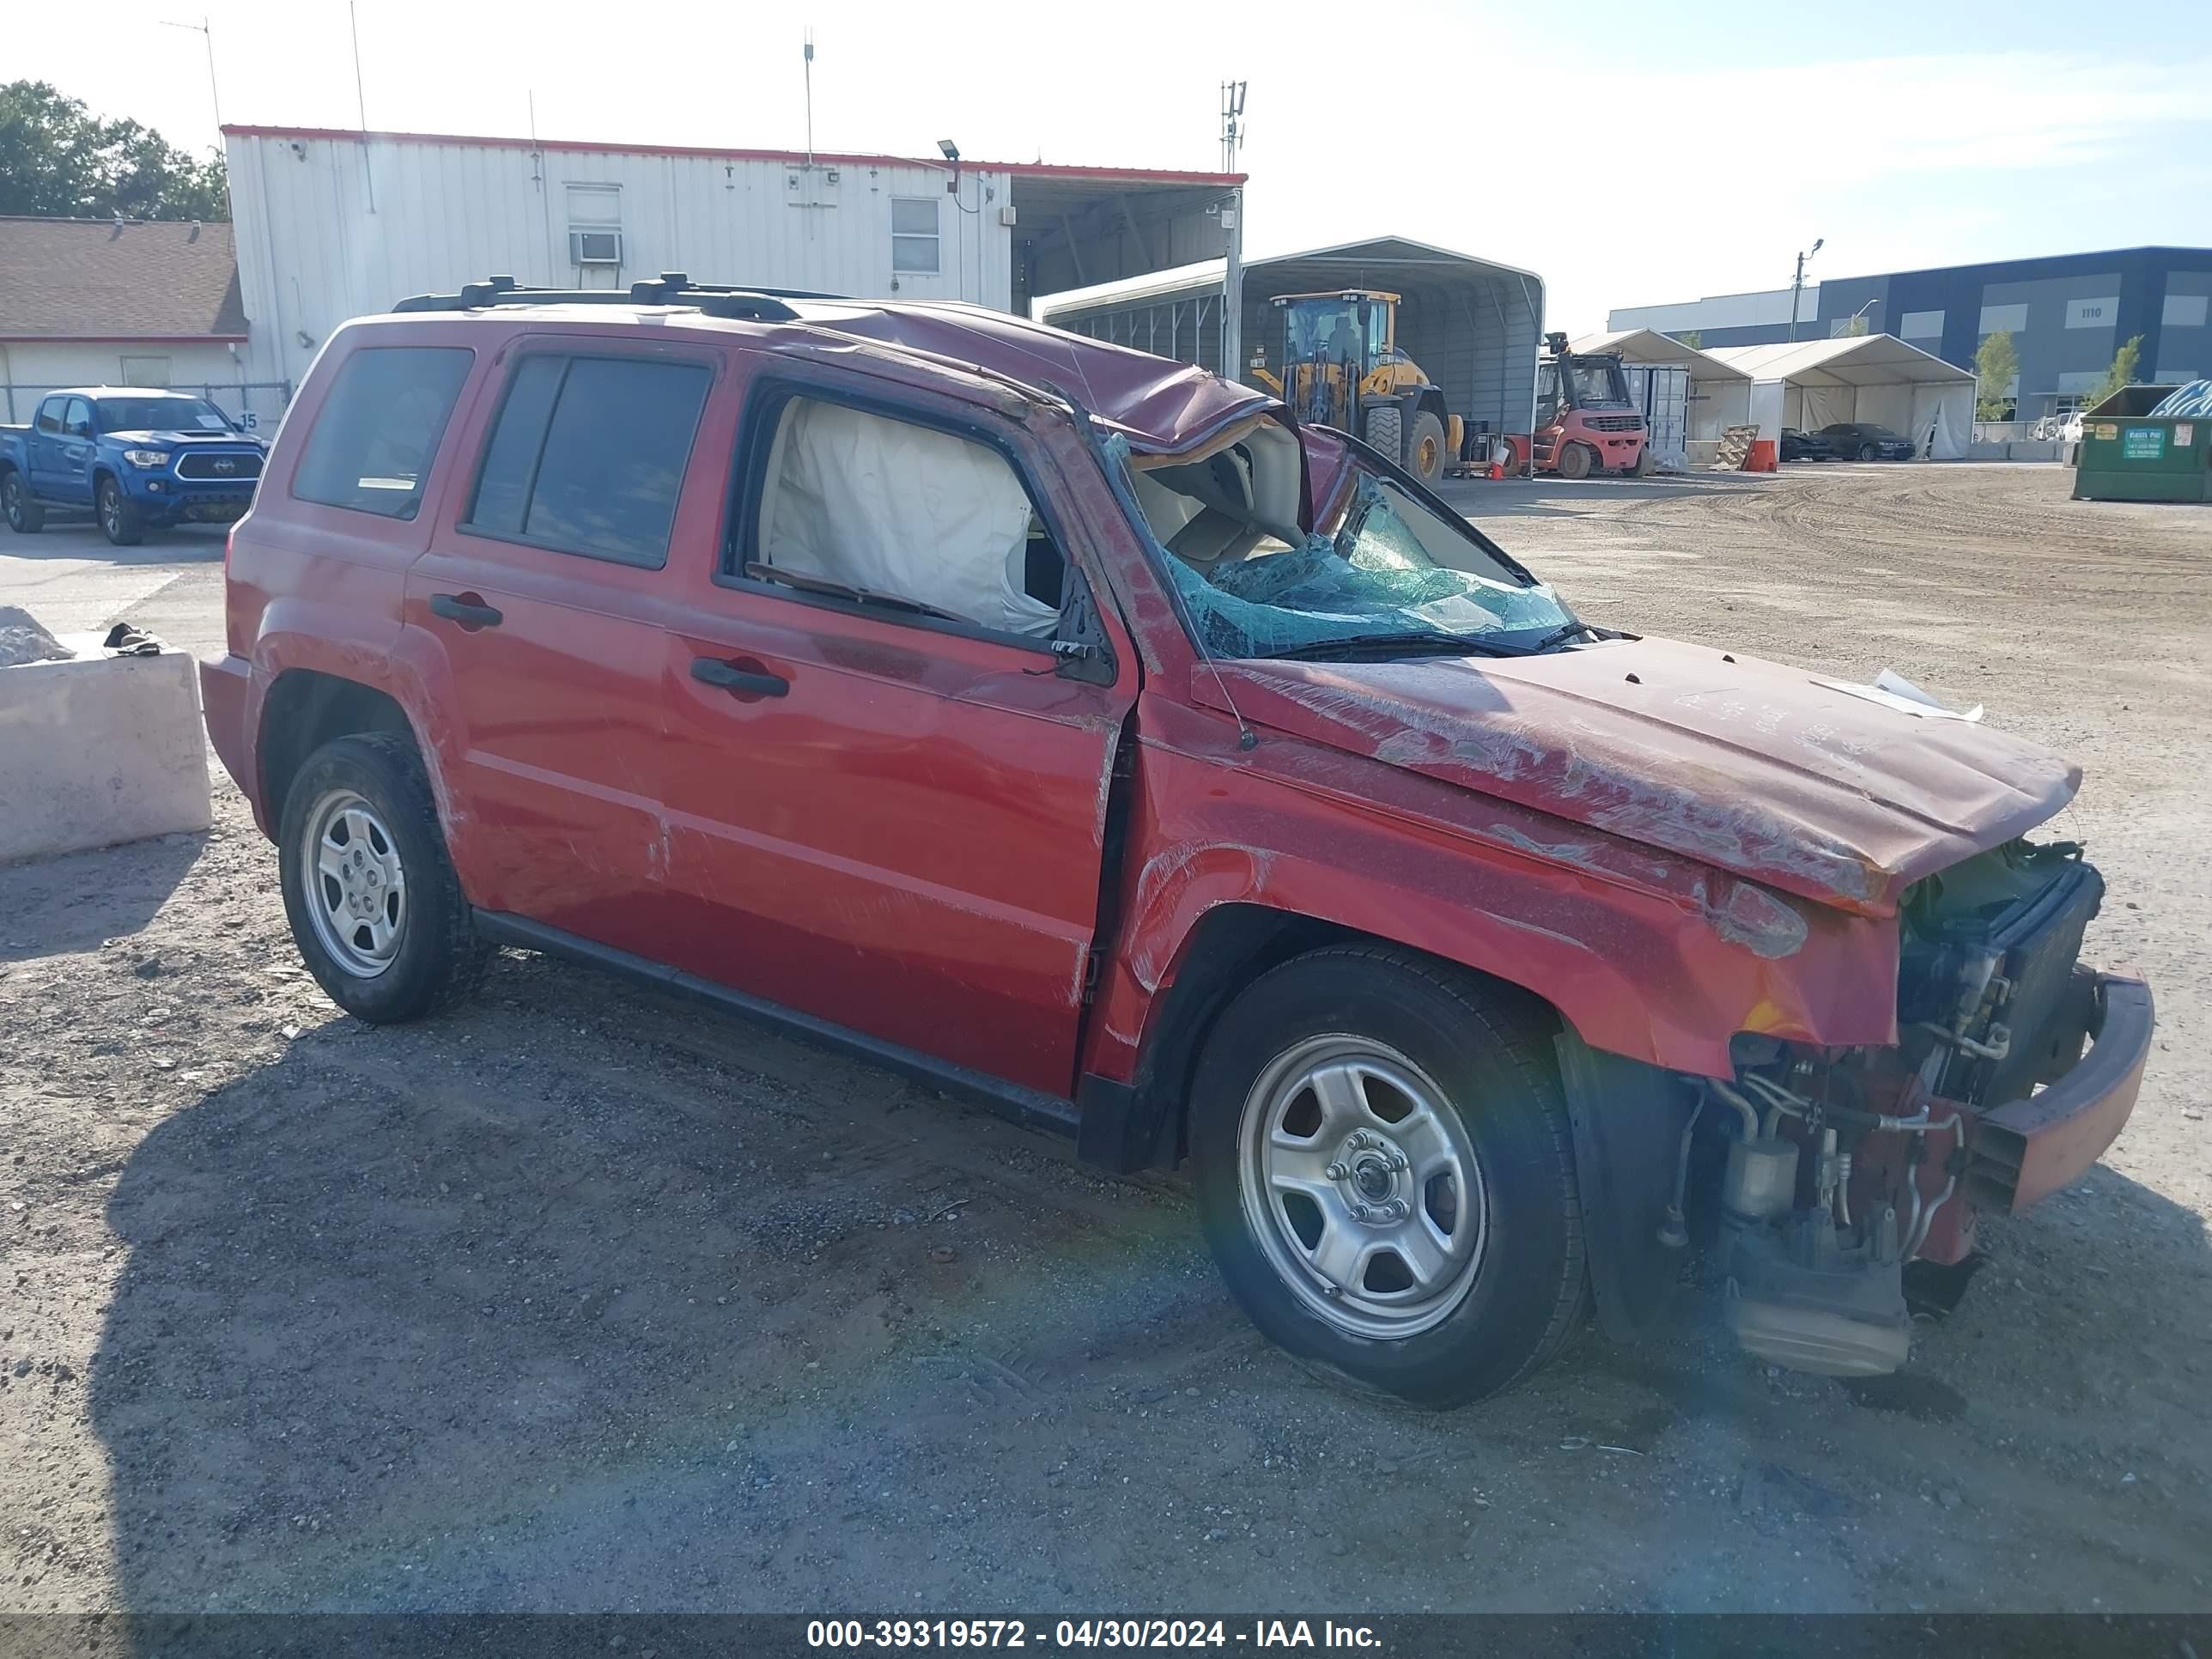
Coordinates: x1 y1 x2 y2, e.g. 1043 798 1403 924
464 354 710 568
292 346 474 520
34 401 62 434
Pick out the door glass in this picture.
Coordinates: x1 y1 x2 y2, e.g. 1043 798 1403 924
515 357 710 567
464 356 568 536
749 396 1061 638
1366 302 1389 362
34 403 60 434
65 398 93 435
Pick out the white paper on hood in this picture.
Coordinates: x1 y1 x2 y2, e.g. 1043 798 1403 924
1811 668 1984 722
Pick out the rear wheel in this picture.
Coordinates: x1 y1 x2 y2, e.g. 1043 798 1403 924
96 477 143 546
1557 441 1594 481
1362 404 1403 469
1190 946 1589 1408
277 732 489 1024
1 471 43 533
1406 410 1447 485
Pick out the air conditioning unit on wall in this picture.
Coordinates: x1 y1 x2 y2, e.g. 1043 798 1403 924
569 228 623 265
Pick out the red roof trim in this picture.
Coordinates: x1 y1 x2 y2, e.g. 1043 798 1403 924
0 333 247 344
220 125 1244 187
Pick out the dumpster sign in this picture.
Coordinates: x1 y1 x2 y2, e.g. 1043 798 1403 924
2122 427 2166 460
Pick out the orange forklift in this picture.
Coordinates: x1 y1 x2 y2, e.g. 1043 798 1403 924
1528 332 1650 478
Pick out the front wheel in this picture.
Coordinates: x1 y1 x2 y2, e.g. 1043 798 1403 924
1406 410 1447 485
1631 446 1656 477
1556 441 1594 480
277 732 489 1024
97 477 144 546
1362 404 1404 470
1856 443 1879 462
1 471 44 533
1190 947 1589 1408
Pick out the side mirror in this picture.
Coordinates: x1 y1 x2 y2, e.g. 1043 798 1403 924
68 421 93 439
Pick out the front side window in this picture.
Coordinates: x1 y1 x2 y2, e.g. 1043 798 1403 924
744 394 1061 640
890 198 940 274
1568 362 1627 407
64 398 94 434
292 346 474 519
465 354 711 568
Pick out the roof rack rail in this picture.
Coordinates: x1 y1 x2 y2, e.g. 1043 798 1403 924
389 272 847 321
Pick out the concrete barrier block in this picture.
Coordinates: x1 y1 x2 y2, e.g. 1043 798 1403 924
0 647 213 863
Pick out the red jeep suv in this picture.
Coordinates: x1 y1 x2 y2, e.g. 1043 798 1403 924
201 275 2152 1407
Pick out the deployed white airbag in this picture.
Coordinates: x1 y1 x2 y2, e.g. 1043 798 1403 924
758 398 1058 637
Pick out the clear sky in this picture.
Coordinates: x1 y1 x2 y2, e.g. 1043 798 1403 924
12 0 2211 332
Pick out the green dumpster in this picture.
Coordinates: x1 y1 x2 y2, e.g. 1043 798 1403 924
2073 383 2212 502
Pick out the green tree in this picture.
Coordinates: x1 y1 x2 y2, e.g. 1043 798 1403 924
1838 313 1871 337
0 81 227 220
1676 330 1702 349
2080 334 2144 412
1975 329 2020 420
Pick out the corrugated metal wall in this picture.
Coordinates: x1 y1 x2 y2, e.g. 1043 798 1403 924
228 134 1012 386
1043 252 1542 441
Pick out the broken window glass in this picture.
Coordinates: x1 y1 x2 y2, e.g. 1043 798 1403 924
1111 434 1572 659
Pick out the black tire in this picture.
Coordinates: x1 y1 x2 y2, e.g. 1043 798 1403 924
1556 441 1594 481
96 476 144 546
1 470 43 533
1632 445 1656 478
277 731 490 1024
1856 443 1878 462
1190 946 1589 1408
1405 410 1447 485
1363 404 1404 469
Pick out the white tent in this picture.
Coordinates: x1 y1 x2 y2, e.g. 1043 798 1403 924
1572 329 1754 457
1706 335 1977 462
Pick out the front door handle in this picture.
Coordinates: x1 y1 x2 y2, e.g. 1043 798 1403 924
691 657 789 697
428 592 503 629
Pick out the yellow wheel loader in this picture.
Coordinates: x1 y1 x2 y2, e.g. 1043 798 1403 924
1249 290 1462 485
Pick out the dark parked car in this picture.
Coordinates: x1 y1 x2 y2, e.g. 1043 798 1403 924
1820 422 1916 461
1779 428 1836 462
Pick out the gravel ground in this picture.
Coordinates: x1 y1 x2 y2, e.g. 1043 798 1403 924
1 462 2206 1615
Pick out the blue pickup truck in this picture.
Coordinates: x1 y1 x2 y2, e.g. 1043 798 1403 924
0 386 269 546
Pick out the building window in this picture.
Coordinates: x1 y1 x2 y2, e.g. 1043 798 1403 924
2064 295 2118 329
2163 293 2209 329
1978 303 2027 335
566 183 623 267
1898 309 1942 340
891 198 940 274
119 355 172 387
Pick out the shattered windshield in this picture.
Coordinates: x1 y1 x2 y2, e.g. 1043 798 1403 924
1109 433 1573 659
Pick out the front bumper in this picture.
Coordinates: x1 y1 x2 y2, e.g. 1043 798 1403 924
137 475 255 523
1964 970 2153 1212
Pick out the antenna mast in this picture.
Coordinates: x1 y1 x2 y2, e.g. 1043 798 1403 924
803 29 816 171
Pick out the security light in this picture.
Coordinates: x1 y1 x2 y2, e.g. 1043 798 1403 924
938 140 960 161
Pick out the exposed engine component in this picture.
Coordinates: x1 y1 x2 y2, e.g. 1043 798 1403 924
1701 838 2105 1377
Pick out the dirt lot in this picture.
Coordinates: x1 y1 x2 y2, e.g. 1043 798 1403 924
2 464 2207 1614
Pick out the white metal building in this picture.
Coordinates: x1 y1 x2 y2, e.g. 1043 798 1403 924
1705 336 1977 461
222 124 1243 398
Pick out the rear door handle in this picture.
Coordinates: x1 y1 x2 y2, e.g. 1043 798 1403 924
691 657 788 697
428 592 503 629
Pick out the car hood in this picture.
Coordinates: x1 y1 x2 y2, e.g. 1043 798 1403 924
1196 637 2080 916
103 428 261 447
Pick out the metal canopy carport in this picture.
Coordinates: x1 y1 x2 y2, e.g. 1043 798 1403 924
1708 335 1977 462
1036 235 1545 447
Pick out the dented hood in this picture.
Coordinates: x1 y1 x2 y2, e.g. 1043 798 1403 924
1201 638 2080 916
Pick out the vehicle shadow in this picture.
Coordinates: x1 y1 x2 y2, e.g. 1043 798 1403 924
0 521 229 568
0 831 206 962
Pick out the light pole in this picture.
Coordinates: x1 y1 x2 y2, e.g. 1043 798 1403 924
1789 237 1823 343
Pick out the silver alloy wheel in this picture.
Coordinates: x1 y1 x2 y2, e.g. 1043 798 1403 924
1237 1034 1489 1340
301 788 407 978
100 482 122 538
